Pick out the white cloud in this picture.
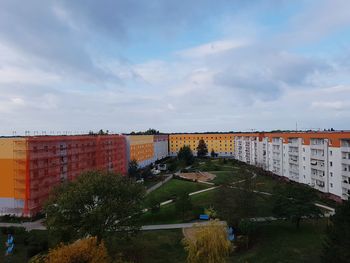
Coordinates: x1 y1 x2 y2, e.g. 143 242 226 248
176 39 247 58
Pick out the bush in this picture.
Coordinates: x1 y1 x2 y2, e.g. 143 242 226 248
45 237 110 263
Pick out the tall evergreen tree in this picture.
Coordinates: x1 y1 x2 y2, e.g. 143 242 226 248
196 139 208 157
177 145 194 165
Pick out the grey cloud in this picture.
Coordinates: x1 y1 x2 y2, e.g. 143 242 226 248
212 47 331 101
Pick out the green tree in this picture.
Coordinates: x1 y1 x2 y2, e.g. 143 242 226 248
128 159 140 179
175 191 192 221
272 184 322 228
44 171 145 244
210 149 216 158
322 200 350 263
178 145 194 165
215 179 256 227
196 139 208 157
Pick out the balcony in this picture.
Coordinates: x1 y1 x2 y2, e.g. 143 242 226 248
310 154 325 160
342 170 350 177
289 151 299 156
341 181 350 190
310 144 325 150
341 158 350 165
341 146 350 153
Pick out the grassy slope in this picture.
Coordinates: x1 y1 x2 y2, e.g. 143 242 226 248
144 179 210 207
230 219 327 263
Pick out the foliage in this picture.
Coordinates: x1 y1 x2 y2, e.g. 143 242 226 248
196 139 208 157
215 179 256 227
204 206 217 218
271 184 322 228
130 128 160 135
141 166 153 179
322 200 350 263
210 149 216 158
177 145 194 165
128 159 140 179
238 219 257 249
175 191 192 221
44 171 145 244
45 237 110 263
183 220 232 263
148 195 161 213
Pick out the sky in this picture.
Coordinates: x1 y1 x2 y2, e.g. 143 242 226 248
0 0 350 135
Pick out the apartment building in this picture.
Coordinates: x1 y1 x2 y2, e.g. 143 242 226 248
0 135 127 217
126 135 154 168
126 135 169 168
153 135 169 162
169 133 235 157
233 132 350 201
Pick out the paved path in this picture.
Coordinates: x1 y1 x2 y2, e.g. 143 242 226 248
146 174 173 194
0 219 46 231
141 221 226 231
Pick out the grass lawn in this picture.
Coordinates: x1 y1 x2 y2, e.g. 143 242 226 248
230 219 327 263
140 187 274 225
112 229 186 263
144 179 210 207
140 190 217 225
211 170 250 185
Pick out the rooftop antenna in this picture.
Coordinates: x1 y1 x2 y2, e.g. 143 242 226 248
296 122 298 131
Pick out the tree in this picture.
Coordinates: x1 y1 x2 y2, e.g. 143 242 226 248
196 139 208 157
183 220 232 263
44 171 145 244
322 200 350 263
238 219 257 249
272 184 322 228
175 191 192 221
215 179 256 227
128 159 140 179
45 237 110 263
178 145 194 165
210 149 216 158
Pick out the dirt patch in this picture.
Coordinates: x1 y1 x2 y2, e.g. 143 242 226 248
179 172 216 182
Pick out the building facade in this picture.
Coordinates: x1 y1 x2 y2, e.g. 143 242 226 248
169 133 235 157
126 135 169 168
126 135 155 168
0 135 127 217
153 135 169 162
234 132 350 201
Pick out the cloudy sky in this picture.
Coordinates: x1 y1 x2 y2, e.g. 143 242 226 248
0 0 350 135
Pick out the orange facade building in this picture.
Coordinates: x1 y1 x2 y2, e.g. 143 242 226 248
169 133 235 157
0 135 127 217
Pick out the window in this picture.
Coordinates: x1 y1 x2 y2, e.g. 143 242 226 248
330 150 333 156
303 157 306 161
330 161 333 167
303 148 305 152
330 183 333 188
330 172 333 177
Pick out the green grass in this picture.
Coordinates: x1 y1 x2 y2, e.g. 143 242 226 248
140 187 274 225
114 229 186 263
211 170 250 185
140 190 217 225
230 219 327 263
144 179 210 207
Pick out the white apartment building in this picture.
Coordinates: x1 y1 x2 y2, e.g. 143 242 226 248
234 132 350 201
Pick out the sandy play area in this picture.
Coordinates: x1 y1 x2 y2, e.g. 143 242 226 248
178 172 216 182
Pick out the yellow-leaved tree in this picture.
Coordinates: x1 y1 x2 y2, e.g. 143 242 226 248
183 220 233 263
45 236 110 263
